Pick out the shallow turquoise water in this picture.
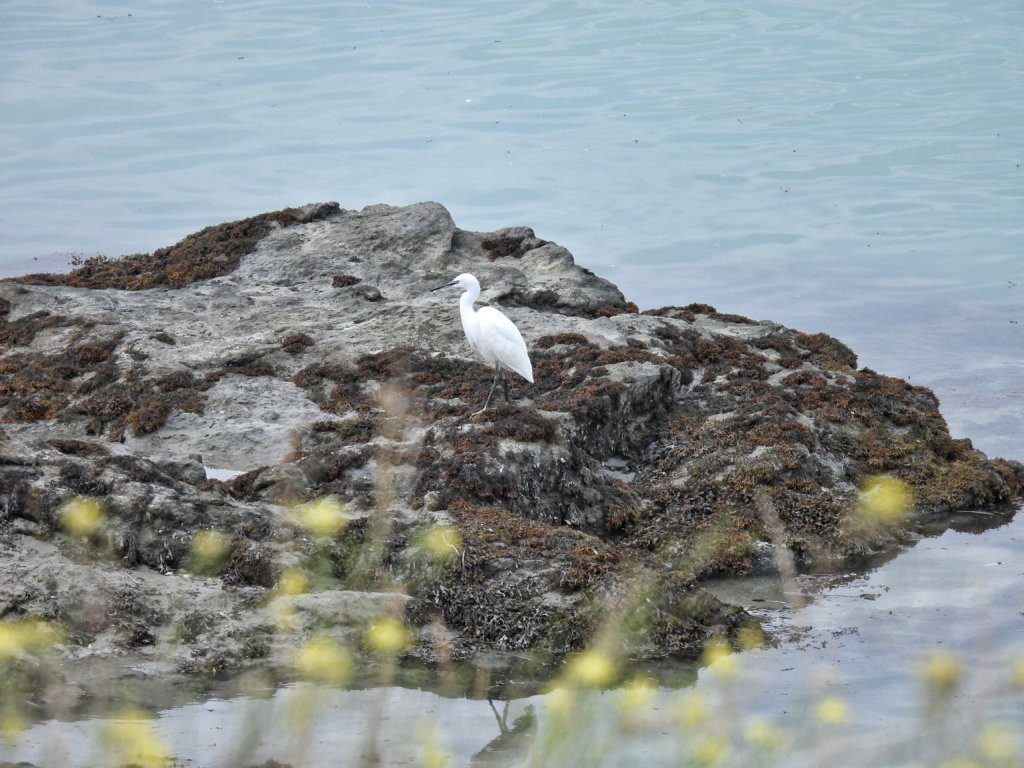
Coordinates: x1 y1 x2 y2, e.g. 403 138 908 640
2 0 1021 456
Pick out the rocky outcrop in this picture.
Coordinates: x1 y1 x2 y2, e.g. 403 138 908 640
1 202 1020 675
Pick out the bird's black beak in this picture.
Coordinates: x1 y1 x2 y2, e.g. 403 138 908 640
431 280 456 292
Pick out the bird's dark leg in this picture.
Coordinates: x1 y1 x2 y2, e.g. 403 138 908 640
502 368 510 403
483 366 501 411
487 698 508 736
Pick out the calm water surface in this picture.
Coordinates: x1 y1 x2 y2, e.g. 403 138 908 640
1 2 1022 765
1 0 1020 457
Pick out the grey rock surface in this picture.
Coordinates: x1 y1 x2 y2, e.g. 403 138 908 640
0 201 1020 682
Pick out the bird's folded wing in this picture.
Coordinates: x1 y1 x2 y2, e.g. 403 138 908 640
477 307 525 344
476 307 533 381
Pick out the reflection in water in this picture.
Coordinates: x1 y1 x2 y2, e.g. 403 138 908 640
473 702 536 767
2 506 1020 767
2 0 1022 764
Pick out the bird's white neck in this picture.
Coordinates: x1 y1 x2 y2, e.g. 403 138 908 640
459 287 479 331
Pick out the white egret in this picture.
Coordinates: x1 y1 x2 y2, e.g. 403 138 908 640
432 273 534 411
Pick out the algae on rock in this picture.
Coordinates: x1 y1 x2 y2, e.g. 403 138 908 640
1 201 1020 677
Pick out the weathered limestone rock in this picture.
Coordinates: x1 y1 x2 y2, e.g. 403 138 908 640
1 201 1020 676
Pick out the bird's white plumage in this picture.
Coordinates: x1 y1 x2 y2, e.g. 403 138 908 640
474 306 533 382
446 273 533 383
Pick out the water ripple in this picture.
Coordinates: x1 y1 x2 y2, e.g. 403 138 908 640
1 0 1021 456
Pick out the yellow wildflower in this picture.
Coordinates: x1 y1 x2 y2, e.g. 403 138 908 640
293 634 353 686
0 618 63 659
702 638 738 680
919 650 961 696
416 721 451 768
744 717 789 752
364 616 413 655
59 496 105 539
189 529 232 574
419 524 462 561
564 649 616 688
815 696 849 726
276 567 310 596
0 626 18 659
291 497 347 538
977 722 1017 764
691 735 729 767
100 709 172 768
285 688 316 733
272 602 299 632
857 475 912 525
1011 652 1024 690
545 686 575 719
0 710 27 741
737 624 765 651
618 677 656 729
621 676 655 710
